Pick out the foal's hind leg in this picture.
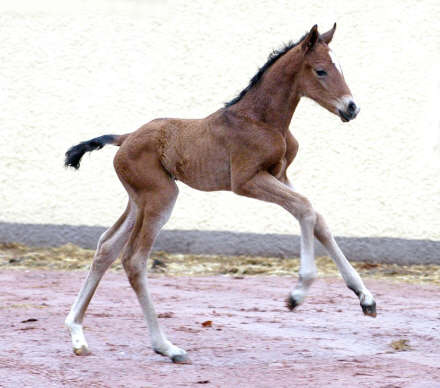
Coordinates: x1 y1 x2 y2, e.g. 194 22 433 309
65 201 136 355
121 181 189 364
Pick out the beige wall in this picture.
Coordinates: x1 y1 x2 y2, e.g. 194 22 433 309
1 0 439 241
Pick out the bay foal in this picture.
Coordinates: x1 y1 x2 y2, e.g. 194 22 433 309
64 24 376 364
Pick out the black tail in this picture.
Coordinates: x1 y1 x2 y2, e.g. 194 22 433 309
64 134 117 169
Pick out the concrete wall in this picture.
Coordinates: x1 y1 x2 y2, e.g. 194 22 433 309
1 0 439 262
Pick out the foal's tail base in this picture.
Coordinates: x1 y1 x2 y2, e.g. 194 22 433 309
65 134 127 169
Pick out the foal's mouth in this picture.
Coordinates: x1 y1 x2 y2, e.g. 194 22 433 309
338 109 354 122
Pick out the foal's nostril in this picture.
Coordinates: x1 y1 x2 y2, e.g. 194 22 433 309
348 101 356 113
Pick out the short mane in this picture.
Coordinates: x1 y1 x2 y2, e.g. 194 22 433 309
224 32 308 107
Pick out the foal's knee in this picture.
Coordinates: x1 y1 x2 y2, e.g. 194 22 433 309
314 212 332 243
296 204 317 230
300 210 317 227
286 193 317 225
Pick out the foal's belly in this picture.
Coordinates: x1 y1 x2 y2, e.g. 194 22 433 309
175 155 231 192
160 126 232 192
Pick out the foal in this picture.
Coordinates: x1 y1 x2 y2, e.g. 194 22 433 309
64 24 376 364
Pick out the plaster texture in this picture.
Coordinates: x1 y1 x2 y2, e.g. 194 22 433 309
1 1 439 249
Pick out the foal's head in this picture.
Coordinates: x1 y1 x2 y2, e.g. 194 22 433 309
298 24 360 122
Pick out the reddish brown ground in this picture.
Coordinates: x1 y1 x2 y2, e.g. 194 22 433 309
0 270 439 388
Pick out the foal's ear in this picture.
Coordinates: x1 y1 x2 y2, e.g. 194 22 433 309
302 25 319 53
320 23 337 45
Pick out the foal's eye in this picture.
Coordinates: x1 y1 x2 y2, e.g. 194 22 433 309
315 69 327 77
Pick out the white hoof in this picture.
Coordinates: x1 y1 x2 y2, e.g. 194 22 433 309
66 320 90 355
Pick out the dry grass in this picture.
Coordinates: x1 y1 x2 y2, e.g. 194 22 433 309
0 242 439 286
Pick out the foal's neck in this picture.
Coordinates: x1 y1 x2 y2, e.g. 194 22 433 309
228 47 303 132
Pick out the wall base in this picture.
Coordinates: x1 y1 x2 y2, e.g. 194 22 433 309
0 222 438 264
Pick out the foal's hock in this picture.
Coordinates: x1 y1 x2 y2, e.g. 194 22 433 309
64 24 376 364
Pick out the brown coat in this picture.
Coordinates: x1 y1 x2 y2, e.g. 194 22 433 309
64 24 375 364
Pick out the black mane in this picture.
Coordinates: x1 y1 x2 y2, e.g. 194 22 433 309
224 33 308 107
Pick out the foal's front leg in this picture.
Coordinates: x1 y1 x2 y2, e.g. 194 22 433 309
235 172 318 308
314 213 376 316
281 177 376 316
236 171 376 316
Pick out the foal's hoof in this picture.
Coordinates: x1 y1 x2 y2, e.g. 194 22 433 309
171 353 192 364
286 290 306 311
361 301 377 318
286 294 299 311
73 345 91 356
154 348 191 364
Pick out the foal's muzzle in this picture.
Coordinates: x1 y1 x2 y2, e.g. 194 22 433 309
338 101 360 122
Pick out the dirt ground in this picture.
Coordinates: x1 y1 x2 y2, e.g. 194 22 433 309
0 244 439 387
